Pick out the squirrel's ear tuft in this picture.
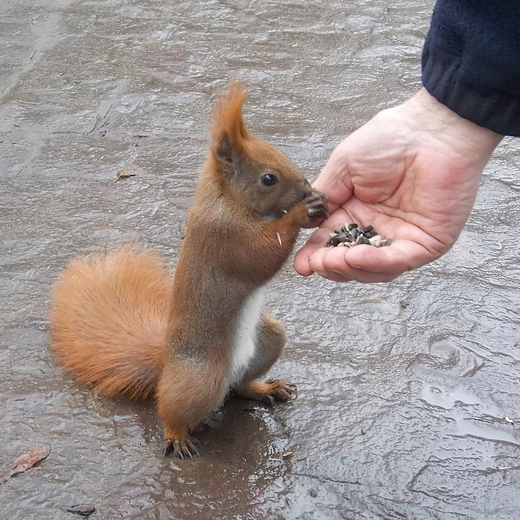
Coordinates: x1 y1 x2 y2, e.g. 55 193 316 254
210 81 250 172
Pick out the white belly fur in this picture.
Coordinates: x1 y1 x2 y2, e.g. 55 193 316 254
229 287 265 386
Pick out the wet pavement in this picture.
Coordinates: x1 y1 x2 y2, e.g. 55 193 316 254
2 1 520 519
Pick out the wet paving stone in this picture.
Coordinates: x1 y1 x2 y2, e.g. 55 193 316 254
2 1 520 519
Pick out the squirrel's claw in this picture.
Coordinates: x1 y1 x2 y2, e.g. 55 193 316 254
264 379 298 402
304 191 329 221
235 379 297 405
163 438 200 459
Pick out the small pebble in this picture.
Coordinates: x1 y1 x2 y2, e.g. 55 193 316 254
326 223 392 249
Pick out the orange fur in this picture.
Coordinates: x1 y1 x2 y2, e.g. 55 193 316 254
210 80 250 152
49 246 171 400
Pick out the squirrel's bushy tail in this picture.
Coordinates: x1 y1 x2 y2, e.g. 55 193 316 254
49 245 171 400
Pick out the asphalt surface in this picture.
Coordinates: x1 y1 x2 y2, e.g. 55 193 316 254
2 1 520 519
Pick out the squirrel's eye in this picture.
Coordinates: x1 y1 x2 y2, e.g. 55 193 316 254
261 173 278 187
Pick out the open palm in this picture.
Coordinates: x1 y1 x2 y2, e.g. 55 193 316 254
294 89 502 283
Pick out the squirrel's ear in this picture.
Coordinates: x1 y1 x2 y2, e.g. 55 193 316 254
216 134 233 167
210 81 250 175
215 133 237 177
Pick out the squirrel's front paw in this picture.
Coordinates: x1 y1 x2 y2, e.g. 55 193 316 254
304 190 329 221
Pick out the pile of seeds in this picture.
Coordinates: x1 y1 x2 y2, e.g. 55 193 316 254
326 223 392 248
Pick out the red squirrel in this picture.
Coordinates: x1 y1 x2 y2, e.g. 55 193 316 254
49 82 328 459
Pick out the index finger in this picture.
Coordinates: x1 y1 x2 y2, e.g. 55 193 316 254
312 145 354 210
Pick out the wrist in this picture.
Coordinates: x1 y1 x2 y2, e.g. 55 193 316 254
400 88 503 163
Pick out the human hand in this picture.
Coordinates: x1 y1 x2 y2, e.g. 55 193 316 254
294 88 503 282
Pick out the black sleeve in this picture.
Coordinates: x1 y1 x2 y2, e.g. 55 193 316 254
421 0 520 136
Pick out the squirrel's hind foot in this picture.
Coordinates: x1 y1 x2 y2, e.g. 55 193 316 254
162 437 200 459
234 379 297 407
